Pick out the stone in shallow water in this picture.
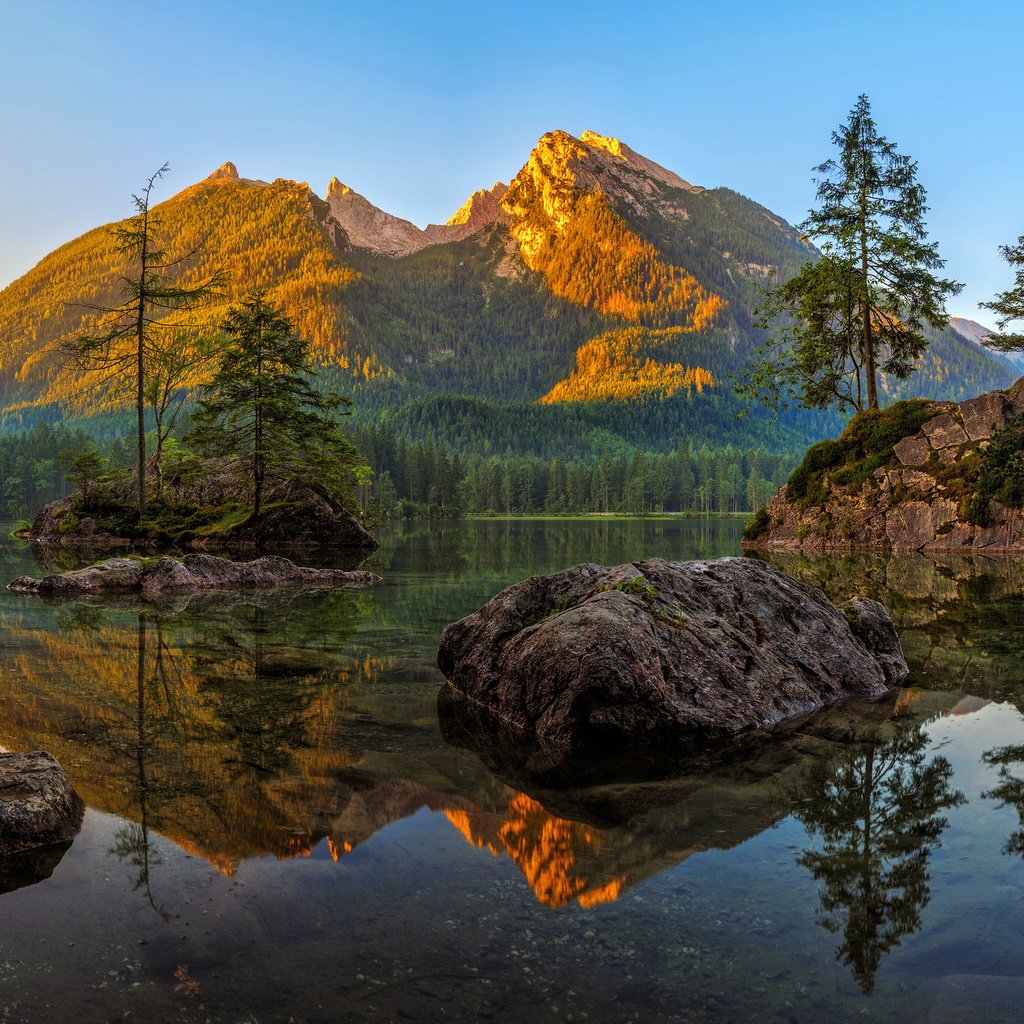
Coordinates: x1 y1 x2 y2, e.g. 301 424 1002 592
437 557 907 764
0 751 84 856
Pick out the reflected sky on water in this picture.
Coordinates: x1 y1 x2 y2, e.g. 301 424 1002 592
1 519 1023 1023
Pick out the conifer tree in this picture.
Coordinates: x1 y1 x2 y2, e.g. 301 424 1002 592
188 291 365 518
982 236 1024 352
742 95 961 412
69 164 223 514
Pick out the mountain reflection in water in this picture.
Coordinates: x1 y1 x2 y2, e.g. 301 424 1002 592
1 523 1024 1023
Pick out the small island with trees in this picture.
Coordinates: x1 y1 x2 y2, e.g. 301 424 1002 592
17 166 375 555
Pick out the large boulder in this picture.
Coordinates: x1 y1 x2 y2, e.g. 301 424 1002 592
0 751 85 856
437 557 907 765
8 553 381 601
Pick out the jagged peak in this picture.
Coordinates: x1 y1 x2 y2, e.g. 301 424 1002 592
447 181 507 227
206 161 240 182
326 176 353 200
581 131 696 192
580 130 624 157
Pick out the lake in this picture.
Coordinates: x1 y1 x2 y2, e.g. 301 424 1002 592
1 518 1023 1023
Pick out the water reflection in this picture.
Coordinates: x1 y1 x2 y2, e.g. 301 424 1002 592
0 841 73 896
791 724 965 993
0 590 385 886
2 522 1024 1024
982 745 1024 857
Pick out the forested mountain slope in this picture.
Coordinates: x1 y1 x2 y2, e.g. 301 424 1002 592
0 132 1012 458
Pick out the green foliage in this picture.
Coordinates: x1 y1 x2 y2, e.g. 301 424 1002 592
67 164 224 514
785 399 934 508
746 95 963 415
188 291 367 518
350 419 798 516
966 414 1024 526
740 255 867 413
743 505 772 541
981 236 1024 352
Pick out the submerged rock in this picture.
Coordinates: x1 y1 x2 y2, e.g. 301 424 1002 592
437 557 906 764
0 751 85 857
7 553 381 601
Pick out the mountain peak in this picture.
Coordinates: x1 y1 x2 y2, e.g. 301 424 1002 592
580 131 696 192
206 161 240 182
326 176 352 200
446 182 507 229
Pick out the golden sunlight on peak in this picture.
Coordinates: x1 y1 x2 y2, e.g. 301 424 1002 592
207 161 240 181
581 130 624 157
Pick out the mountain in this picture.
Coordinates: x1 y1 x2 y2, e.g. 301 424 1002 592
0 131 1014 458
951 316 1024 368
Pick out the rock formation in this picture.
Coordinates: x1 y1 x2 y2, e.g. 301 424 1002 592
0 751 85 856
8 553 380 601
746 378 1024 554
437 557 906 769
28 468 378 554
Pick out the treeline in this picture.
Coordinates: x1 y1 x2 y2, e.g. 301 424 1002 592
0 416 795 522
349 422 796 517
0 423 89 519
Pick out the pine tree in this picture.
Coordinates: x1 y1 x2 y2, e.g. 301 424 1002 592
742 95 961 413
982 236 1024 351
188 291 365 518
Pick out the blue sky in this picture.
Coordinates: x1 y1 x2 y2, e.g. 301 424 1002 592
2 0 1021 320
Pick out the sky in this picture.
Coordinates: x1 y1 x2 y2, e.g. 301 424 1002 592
1 0 1021 321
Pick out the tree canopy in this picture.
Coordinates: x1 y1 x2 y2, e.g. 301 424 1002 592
982 235 1024 352
188 291 365 518
740 94 962 414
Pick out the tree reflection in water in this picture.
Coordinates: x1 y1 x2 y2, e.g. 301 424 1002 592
108 613 171 919
981 745 1024 856
791 724 965 993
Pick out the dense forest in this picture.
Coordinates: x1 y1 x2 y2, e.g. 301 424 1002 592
0 420 795 522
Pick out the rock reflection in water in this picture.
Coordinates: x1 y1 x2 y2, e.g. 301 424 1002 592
0 841 73 896
790 724 965 994
759 550 1024 705
438 680 972 922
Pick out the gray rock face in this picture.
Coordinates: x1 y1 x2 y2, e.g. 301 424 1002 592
8 554 380 601
437 558 906 760
893 435 931 467
960 391 1008 441
921 413 969 449
747 378 1024 554
0 752 84 856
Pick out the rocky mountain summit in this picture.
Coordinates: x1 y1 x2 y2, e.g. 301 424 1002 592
745 378 1024 554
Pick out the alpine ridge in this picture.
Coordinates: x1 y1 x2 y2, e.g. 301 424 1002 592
0 130 1015 461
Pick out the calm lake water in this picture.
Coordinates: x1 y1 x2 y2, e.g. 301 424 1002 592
1 518 1023 1023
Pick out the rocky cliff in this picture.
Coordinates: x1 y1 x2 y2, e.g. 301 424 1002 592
744 378 1024 554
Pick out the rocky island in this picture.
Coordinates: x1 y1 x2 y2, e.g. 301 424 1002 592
744 378 1024 553
23 466 378 555
438 556 906 771
8 552 381 602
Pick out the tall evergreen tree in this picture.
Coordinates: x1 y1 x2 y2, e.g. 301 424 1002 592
982 235 1024 352
742 95 961 413
188 291 365 518
69 165 222 514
